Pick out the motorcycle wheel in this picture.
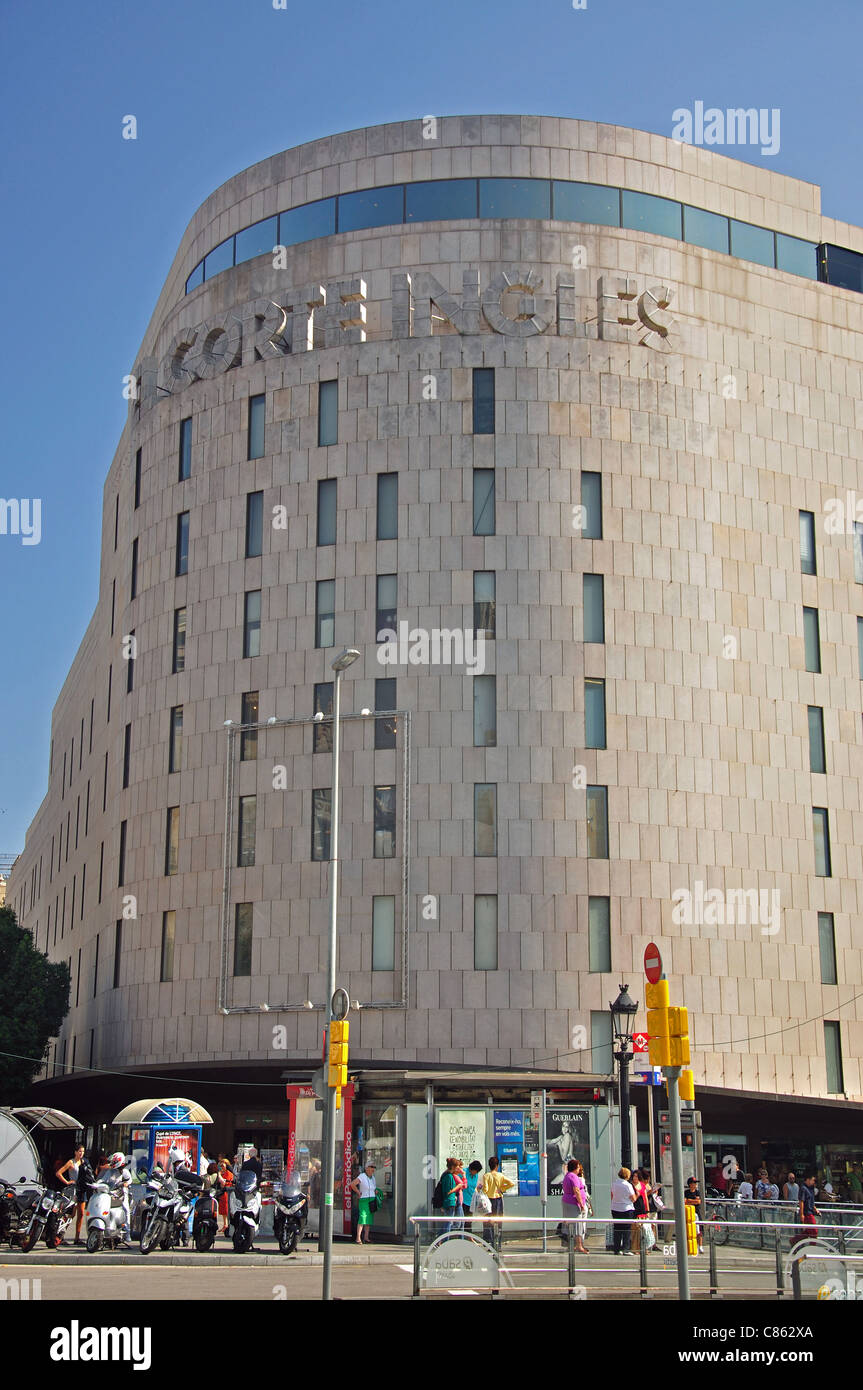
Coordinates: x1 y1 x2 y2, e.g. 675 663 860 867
86 1229 103 1253
194 1225 216 1252
140 1217 162 1255
19 1223 43 1254
278 1221 298 1255
232 1223 252 1254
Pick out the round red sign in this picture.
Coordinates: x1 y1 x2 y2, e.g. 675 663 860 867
644 942 663 983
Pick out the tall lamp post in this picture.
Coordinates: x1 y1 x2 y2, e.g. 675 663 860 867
610 983 639 1171
320 646 361 1302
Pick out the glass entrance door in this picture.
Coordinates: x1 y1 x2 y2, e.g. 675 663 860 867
359 1105 401 1236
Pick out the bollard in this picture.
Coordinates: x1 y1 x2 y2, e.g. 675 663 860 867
639 1226 648 1297
412 1222 421 1299
567 1221 576 1296
774 1226 784 1297
707 1221 718 1297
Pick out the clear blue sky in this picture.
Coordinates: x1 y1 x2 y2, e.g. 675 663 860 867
1 0 860 854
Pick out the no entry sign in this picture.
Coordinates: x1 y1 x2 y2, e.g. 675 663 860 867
644 942 663 983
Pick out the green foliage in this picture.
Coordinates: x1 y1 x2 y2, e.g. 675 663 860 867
0 905 70 1103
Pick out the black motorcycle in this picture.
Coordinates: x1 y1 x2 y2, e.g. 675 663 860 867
191 1181 219 1252
44 1186 78 1247
0 1178 55 1251
272 1172 309 1255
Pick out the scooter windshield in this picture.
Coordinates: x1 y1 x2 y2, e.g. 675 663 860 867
282 1172 304 1197
236 1170 257 1194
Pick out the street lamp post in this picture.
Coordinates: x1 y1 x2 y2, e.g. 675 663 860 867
320 646 360 1302
610 983 639 1172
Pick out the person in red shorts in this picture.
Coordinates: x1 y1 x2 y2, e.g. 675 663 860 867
799 1172 820 1240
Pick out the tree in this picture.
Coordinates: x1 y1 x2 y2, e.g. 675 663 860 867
0 905 70 1103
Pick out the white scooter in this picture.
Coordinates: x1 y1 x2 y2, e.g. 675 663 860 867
85 1159 132 1252
228 1169 262 1252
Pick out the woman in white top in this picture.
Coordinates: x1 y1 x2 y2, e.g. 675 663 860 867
350 1162 378 1245
610 1166 636 1255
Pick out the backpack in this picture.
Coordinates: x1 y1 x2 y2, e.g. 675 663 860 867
431 1176 445 1211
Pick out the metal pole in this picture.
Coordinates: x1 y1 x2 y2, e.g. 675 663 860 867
667 1067 691 1301
619 1048 632 1171
647 1081 656 1188
540 1089 548 1254
426 1082 434 1218
320 668 343 1300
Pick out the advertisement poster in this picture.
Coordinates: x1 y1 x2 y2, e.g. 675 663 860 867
260 1148 285 1184
492 1109 540 1196
545 1109 591 1196
437 1110 487 1169
152 1128 199 1173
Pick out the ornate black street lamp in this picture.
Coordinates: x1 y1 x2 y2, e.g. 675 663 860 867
610 983 639 1171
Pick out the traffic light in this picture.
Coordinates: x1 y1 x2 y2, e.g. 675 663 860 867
646 982 690 1067
678 1067 695 1102
328 1019 349 1090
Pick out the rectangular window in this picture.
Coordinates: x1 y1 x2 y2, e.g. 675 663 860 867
235 216 278 263
581 472 602 539
126 631 135 694
854 523 863 584
808 706 826 773
122 723 131 789
474 783 497 856
479 178 550 219
240 692 259 760
178 417 192 481
237 796 256 867
245 491 264 557
248 394 265 460
682 204 730 253
84 780 90 836
474 895 498 970
318 380 338 446
315 580 335 648
372 896 395 971
130 538 138 600
169 705 183 773
234 903 253 977
175 512 189 576
473 368 495 434
803 606 821 673
405 178 477 222
473 675 497 747
165 806 179 875
818 912 837 986
590 1010 614 1072
134 448 142 508
621 189 682 240
313 682 333 753
473 469 495 536
583 573 605 642
312 788 332 861
824 1021 844 1095
374 785 396 858
473 571 496 639
376 574 397 640
113 921 122 989
552 179 620 226
586 785 609 858
374 677 396 750
118 819 127 886
813 807 831 876
160 911 175 983
114 495 119 550
799 510 816 575
317 478 337 546
730 219 775 267
111 579 116 635
243 590 262 658
89 699 94 754
588 896 612 972
173 607 187 673
377 474 398 540
585 678 607 749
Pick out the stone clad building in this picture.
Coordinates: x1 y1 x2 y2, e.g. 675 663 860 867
9 116 863 1227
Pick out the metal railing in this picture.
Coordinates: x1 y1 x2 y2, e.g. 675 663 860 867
704 1198 863 1251
409 1213 860 1298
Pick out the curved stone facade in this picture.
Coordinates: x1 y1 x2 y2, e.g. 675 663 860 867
10 116 863 1127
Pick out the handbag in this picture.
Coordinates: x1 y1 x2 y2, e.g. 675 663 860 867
641 1221 656 1250
472 1188 492 1216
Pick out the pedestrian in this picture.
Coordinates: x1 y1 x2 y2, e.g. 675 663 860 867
649 1180 667 1246
481 1156 514 1251
451 1158 468 1227
799 1173 820 1240
636 1168 657 1253
783 1171 799 1205
216 1156 234 1238
685 1175 703 1254
240 1146 263 1182
737 1172 754 1202
440 1157 460 1234
351 1160 378 1244
54 1143 83 1190
755 1169 771 1202
463 1160 483 1233
58 1144 86 1245
630 1167 650 1253
349 1155 362 1239
559 1159 590 1253
610 1166 636 1255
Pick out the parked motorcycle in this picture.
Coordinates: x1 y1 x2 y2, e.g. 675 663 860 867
191 1182 219 1252
138 1168 198 1253
85 1169 131 1252
272 1172 308 1255
44 1185 78 1248
0 1178 55 1251
228 1169 261 1253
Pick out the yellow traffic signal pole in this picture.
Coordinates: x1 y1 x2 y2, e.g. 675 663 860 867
665 1062 691 1301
